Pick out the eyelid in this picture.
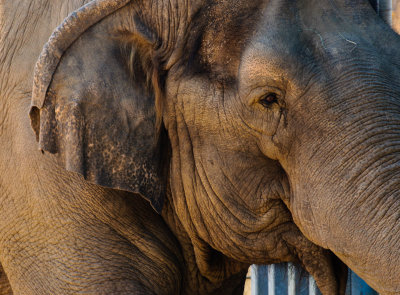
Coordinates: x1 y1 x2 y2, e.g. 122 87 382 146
247 86 283 106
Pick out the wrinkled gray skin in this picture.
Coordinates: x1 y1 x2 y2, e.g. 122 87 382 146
0 0 399 294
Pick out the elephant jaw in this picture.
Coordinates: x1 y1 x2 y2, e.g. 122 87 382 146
164 143 346 293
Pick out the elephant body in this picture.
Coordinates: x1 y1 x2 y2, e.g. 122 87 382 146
0 0 399 294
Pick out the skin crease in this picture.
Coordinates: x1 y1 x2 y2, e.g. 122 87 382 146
0 0 399 295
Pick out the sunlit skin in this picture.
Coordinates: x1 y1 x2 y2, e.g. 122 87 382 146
0 0 399 294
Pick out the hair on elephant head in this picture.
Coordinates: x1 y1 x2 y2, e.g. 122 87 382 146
30 0 400 294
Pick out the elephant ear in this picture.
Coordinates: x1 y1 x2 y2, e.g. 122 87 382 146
29 0 167 213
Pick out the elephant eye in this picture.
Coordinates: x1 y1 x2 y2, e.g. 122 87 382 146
259 93 278 108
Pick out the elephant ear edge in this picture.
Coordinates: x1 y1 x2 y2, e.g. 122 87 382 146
30 0 167 213
31 0 132 118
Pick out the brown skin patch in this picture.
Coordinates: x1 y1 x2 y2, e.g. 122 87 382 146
12 0 400 294
161 3 346 293
198 0 265 82
29 0 348 294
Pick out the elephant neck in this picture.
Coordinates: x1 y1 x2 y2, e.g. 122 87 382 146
161 184 248 294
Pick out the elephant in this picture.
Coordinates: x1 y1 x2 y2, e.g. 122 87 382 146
0 0 399 294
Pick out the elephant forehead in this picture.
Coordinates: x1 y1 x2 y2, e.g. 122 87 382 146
238 0 378 96
237 2 316 93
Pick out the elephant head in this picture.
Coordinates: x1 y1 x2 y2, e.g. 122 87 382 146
30 0 400 294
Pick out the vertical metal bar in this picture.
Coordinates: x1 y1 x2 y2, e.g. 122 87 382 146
379 0 393 25
252 265 270 295
309 275 317 295
371 0 393 24
251 265 258 295
268 264 276 295
287 263 296 295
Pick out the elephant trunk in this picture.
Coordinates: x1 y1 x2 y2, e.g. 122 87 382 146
285 69 400 294
267 6 400 292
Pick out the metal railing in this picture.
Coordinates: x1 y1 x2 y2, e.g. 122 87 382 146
250 264 378 295
371 0 393 24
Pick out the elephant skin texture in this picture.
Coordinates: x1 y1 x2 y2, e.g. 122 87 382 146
0 0 399 294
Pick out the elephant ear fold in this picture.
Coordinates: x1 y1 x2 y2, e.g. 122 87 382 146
29 9 167 213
